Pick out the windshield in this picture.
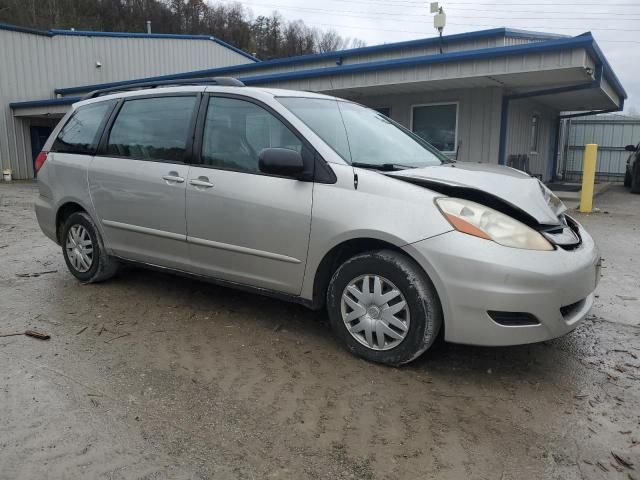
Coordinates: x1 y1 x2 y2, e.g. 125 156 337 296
277 97 449 169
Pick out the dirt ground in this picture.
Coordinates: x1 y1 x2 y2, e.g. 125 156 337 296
0 182 638 480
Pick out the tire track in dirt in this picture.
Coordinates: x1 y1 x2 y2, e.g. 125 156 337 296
4 183 640 479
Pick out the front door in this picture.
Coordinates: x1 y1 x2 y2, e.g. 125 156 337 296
186 95 313 294
88 95 198 270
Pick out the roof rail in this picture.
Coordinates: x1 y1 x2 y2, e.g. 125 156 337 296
81 76 244 100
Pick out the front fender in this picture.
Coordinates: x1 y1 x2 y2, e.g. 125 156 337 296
299 164 453 301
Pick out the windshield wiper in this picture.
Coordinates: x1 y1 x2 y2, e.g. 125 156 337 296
351 162 417 171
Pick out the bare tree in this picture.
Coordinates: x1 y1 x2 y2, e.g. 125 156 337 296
316 29 342 53
0 0 365 59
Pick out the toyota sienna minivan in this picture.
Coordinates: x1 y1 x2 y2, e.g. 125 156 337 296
35 77 601 365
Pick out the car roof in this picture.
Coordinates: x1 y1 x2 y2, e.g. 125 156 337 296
74 85 338 109
242 87 336 100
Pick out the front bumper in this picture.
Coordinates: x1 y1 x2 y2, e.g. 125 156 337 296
403 223 600 346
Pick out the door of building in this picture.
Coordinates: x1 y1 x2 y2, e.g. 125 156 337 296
30 125 53 175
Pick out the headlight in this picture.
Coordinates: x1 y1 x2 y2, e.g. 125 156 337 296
435 197 554 251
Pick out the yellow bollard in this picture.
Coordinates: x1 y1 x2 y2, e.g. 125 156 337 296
579 144 598 213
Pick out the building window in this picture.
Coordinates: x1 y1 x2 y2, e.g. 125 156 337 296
530 114 540 153
411 102 458 153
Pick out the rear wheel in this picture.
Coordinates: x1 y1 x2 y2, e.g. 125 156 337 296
632 162 640 194
326 249 442 366
61 212 119 283
624 168 632 188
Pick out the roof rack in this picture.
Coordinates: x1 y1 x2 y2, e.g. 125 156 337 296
81 76 244 100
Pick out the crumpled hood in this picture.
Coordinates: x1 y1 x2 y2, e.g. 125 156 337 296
389 162 566 225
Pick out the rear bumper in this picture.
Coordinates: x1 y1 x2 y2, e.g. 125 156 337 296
35 194 58 244
404 223 600 346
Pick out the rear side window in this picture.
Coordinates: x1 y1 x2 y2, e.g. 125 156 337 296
107 96 197 162
201 96 302 174
52 101 114 155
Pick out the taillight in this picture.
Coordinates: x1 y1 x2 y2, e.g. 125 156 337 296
35 151 48 173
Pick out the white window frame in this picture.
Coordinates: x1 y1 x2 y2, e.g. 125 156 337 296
410 101 459 154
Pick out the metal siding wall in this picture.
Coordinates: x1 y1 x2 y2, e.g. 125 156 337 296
224 36 509 79
0 29 252 178
505 98 557 180
340 87 503 164
48 36 250 89
565 117 640 182
505 37 543 46
242 48 584 93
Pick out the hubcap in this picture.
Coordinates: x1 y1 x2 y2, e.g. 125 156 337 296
65 225 94 273
340 274 410 351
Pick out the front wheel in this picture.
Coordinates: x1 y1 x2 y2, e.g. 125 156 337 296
61 212 119 283
326 250 442 366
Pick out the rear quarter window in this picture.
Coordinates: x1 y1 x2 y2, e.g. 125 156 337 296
52 101 114 155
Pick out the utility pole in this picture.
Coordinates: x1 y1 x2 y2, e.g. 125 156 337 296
430 2 447 54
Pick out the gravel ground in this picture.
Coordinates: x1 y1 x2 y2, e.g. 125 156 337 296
0 182 638 480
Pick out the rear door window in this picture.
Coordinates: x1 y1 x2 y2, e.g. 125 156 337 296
107 96 197 162
52 101 114 155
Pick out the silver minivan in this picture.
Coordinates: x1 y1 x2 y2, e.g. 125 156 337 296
35 78 600 365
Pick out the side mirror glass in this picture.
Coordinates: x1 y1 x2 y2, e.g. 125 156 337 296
625 144 637 152
258 148 305 178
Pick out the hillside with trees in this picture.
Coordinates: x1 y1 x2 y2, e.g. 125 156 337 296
0 0 365 59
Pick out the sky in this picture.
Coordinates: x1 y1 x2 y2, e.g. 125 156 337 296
229 0 640 113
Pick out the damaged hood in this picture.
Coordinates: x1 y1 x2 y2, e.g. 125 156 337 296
389 162 566 226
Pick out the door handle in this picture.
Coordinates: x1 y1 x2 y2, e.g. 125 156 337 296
189 177 214 188
162 173 185 183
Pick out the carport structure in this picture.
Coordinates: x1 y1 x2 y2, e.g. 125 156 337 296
12 28 626 181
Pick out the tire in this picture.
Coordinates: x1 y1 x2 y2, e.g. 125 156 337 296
326 249 442 366
631 162 640 194
624 169 632 188
60 212 119 283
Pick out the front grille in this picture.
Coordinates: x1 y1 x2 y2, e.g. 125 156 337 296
560 299 585 319
488 311 540 326
540 214 582 250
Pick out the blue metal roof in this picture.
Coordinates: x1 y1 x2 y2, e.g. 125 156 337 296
9 97 81 109
0 22 257 61
52 30 626 102
55 27 565 95
588 38 627 101
10 28 626 110
246 33 625 101
0 22 53 37
238 35 592 84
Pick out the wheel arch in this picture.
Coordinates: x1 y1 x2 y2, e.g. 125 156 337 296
55 201 88 243
309 237 430 311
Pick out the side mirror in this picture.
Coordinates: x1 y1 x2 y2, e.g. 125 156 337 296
625 144 637 152
258 148 305 178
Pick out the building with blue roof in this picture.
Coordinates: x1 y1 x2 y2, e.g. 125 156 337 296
1 23 626 180
0 22 256 179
